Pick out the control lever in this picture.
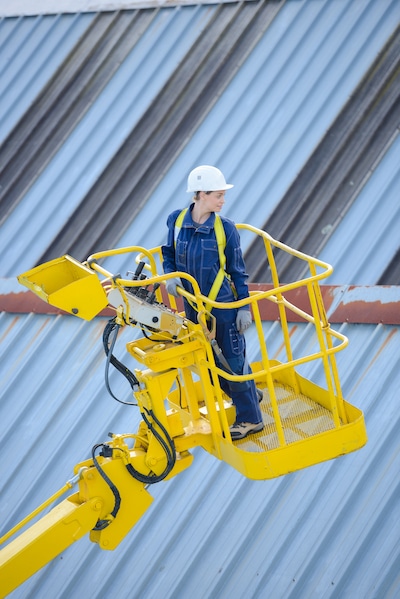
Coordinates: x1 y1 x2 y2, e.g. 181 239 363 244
148 283 160 304
127 261 145 280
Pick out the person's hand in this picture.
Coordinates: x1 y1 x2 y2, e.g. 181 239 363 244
166 277 181 297
236 308 252 334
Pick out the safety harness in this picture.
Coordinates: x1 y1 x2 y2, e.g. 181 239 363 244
174 208 239 375
174 208 227 314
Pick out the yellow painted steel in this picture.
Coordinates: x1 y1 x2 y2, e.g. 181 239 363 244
18 255 108 320
0 454 154 596
1 224 367 594
0 496 102 597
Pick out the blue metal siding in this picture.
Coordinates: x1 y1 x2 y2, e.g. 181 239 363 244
0 12 96 142
318 133 400 285
111 0 400 278
1 312 399 598
1 0 399 277
0 6 210 276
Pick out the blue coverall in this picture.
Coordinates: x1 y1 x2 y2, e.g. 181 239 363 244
162 203 262 425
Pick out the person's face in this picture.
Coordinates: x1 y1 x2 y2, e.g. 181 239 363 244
199 190 226 212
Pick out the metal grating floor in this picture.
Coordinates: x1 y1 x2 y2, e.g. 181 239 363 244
236 384 336 452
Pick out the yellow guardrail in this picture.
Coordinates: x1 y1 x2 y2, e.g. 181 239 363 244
85 224 349 435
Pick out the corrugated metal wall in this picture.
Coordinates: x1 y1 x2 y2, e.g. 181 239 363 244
1 313 399 598
1 0 399 281
245 22 400 283
1 1 400 597
0 12 96 141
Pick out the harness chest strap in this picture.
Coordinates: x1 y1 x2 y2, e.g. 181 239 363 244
174 208 227 310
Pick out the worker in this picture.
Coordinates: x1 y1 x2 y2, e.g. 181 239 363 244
161 165 263 440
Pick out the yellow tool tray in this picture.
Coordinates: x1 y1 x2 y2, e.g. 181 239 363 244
18 255 108 320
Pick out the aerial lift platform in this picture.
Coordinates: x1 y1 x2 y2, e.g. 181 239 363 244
0 224 367 595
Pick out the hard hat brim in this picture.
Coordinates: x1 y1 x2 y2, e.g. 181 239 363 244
186 183 234 193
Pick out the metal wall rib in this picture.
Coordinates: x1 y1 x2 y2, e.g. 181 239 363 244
0 12 97 143
245 23 400 284
0 10 158 226
37 0 284 263
378 246 400 285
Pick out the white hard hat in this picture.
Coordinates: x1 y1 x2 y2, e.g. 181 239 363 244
186 165 234 193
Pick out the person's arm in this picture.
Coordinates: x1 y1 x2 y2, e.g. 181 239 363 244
161 210 182 297
161 210 180 274
223 220 253 333
223 220 250 304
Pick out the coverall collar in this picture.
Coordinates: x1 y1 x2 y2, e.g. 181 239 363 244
184 202 217 231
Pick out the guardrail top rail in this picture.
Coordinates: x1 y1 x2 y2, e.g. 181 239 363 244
88 224 348 432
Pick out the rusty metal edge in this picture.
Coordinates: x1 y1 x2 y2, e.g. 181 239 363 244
1 281 399 324
250 284 400 325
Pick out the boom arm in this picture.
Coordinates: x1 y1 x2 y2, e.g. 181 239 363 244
0 430 189 596
1 495 104 596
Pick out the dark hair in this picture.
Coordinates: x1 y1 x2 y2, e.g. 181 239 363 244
194 191 211 200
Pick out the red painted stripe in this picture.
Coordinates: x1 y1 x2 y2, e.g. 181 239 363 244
1 284 399 324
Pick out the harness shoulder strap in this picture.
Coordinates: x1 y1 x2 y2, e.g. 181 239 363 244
174 209 225 253
213 213 226 271
174 208 187 245
174 209 227 311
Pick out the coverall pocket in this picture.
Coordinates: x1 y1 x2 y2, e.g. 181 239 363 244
201 240 219 271
229 326 245 357
176 240 187 269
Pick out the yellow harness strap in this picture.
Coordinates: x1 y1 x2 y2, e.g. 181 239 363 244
175 208 227 312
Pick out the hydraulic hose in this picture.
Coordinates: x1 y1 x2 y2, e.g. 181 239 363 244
103 318 139 405
125 407 176 485
91 443 122 530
